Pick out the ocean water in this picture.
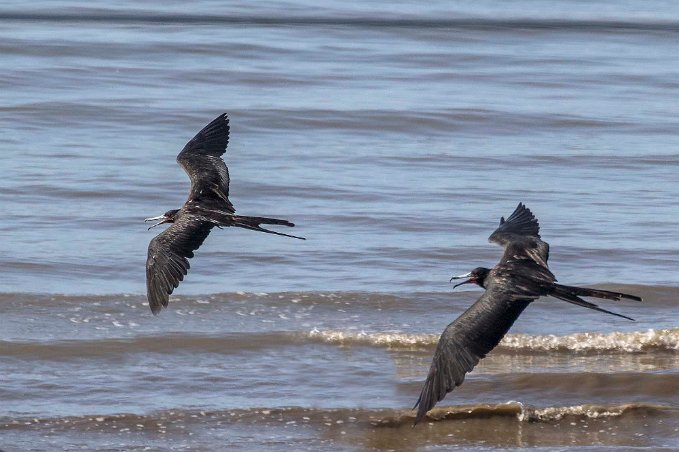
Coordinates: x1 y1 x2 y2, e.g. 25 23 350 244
1 1 678 450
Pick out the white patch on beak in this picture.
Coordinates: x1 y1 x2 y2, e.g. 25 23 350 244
145 215 166 222
145 215 169 230
450 272 472 280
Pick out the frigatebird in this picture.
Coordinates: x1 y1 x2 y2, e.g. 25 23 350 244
413 203 641 424
145 113 304 314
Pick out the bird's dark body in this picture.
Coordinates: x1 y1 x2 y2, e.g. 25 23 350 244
413 203 641 424
145 113 303 315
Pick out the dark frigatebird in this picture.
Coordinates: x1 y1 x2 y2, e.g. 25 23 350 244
413 203 641 424
145 113 304 314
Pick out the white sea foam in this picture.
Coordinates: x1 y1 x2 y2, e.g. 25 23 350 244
308 328 679 352
501 328 679 352
518 404 642 422
308 328 435 348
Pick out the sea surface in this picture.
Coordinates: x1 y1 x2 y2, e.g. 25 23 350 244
1 1 678 450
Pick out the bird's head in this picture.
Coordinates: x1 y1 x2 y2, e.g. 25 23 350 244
145 209 179 230
450 267 490 289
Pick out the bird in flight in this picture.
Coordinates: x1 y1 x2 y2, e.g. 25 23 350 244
413 203 641 424
145 113 304 314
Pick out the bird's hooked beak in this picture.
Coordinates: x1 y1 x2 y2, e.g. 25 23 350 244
144 214 170 230
450 272 474 289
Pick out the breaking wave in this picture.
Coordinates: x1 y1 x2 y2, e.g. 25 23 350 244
2 328 676 360
308 328 679 353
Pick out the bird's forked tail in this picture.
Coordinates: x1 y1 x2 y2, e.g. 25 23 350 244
232 215 305 240
551 283 641 321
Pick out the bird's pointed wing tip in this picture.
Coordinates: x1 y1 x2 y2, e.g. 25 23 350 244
213 112 229 127
490 202 541 240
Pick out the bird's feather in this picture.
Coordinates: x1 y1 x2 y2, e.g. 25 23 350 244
177 113 234 211
414 287 532 424
146 215 214 314
489 203 550 268
490 202 540 240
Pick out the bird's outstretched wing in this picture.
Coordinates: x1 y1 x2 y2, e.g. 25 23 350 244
413 288 533 424
488 203 550 268
176 113 234 212
146 215 214 314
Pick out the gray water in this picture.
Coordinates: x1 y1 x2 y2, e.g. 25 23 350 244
1 1 678 450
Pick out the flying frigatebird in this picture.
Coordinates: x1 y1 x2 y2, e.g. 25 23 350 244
145 113 304 314
413 203 641 424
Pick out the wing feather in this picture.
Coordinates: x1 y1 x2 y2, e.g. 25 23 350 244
176 113 234 211
488 203 550 267
146 215 214 314
414 288 532 424
490 202 540 241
